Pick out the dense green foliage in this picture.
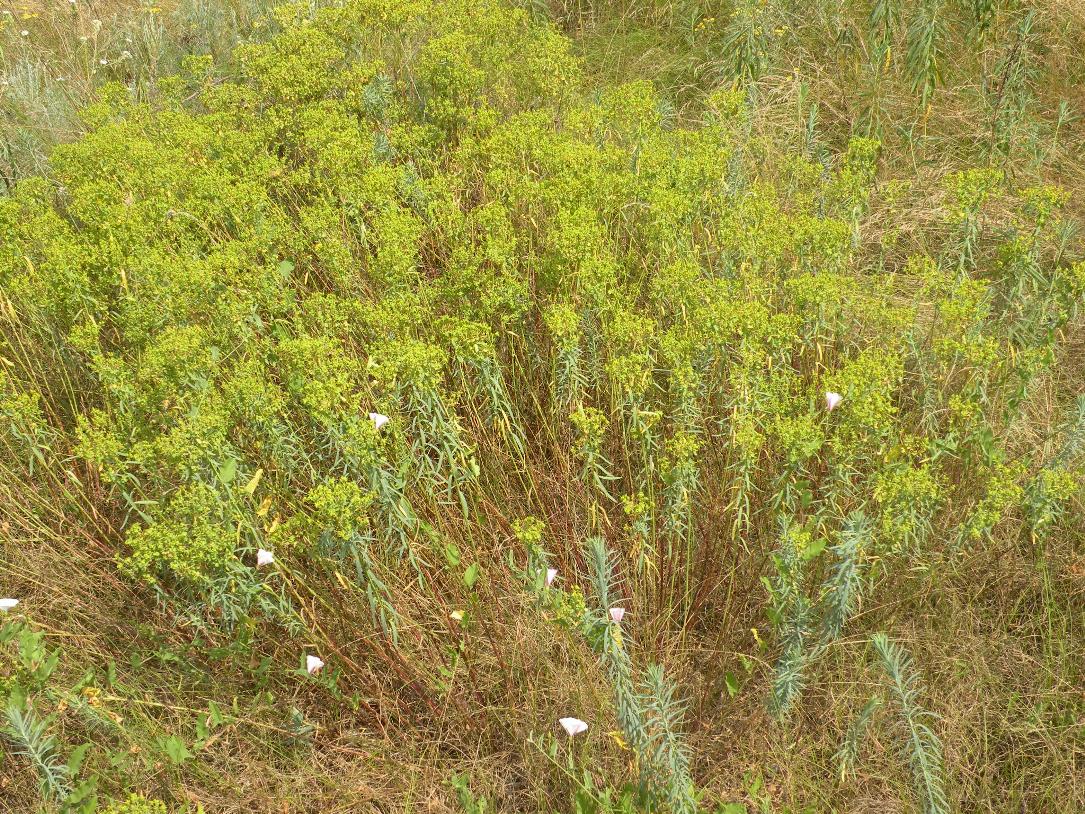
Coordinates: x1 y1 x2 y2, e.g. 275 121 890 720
1 0 1083 811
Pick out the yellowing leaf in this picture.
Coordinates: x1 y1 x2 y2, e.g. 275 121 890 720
607 730 629 751
243 468 264 495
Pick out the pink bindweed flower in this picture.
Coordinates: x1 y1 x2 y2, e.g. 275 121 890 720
305 655 325 675
0 598 19 611
368 412 389 431
545 568 558 587
559 717 588 737
256 549 274 567
609 607 625 624
825 391 843 412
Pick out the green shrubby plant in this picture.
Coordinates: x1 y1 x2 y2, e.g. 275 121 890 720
767 519 814 717
583 537 697 813
304 476 400 636
1 610 100 812
570 405 616 511
546 303 588 412
371 338 478 509
101 795 169 814
1 0 1083 808
872 634 950 814
441 316 527 461
0 367 54 473
120 483 235 587
872 459 941 553
719 0 773 88
3 699 74 802
958 460 1026 545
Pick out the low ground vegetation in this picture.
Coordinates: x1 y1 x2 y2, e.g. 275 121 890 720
0 0 1083 811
